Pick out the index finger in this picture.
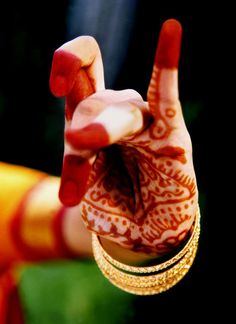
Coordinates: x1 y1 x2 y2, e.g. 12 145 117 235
49 36 105 207
50 36 105 121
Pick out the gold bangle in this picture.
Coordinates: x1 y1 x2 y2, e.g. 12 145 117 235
93 205 200 274
92 206 200 295
93 233 198 294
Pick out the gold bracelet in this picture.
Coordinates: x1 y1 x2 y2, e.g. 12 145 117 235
93 233 198 294
93 205 200 274
92 206 200 295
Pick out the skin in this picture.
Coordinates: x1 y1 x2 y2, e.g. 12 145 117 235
50 19 198 256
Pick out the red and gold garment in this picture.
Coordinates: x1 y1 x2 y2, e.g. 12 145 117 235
0 162 73 323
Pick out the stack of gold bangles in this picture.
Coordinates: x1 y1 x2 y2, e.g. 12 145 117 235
92 205 200 295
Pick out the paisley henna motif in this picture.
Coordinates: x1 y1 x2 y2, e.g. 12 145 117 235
50 19 198 255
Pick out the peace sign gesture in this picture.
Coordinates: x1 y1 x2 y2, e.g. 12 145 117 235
50 19 198 255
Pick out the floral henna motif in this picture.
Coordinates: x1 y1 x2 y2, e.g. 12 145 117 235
50 19 198 255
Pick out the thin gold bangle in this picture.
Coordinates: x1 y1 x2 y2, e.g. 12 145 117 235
93 233 198 286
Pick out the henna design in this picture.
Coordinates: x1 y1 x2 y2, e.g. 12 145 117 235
50 19 198 255
80 142 197 253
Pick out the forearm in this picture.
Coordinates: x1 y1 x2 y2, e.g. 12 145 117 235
0 162 92 269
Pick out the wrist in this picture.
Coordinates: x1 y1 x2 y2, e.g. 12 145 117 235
99 237 158 265
92 206 200 295
62 206 93 257
96 205 200 267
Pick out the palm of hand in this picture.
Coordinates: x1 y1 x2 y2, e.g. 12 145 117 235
50 20 198 255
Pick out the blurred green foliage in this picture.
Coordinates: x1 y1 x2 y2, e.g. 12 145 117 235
20 260 135 324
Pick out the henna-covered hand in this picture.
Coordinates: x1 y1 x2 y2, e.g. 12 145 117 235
50 19 198 255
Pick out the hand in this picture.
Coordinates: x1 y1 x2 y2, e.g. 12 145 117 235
50 19 198 255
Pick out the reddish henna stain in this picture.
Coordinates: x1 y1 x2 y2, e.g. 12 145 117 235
149 117 171 140
59 154 92 206
165 108 176 118
49 50 82 97
155 19 182 69
154 146 187 164
66 123 110 150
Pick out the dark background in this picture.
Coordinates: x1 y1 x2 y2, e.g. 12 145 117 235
0 0 230 322
0 1 212 176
